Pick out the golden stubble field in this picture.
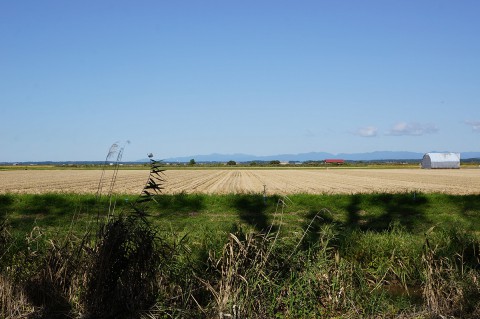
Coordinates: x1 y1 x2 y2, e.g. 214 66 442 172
1 168 480 195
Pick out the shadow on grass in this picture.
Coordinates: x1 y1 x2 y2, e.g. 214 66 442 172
152 193 205 216
359 193 429 232
346 194 362 227
298 193 430 249
25 272 72 319
301 209 336 249
0 194 14 220
230 194 279 232
447 194 480 219
5 194 81 234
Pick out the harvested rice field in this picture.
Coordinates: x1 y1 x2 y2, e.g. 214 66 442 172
1 168 480 195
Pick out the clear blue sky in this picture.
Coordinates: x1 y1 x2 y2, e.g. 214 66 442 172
1 1 479 162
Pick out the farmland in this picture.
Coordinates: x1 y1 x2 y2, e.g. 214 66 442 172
1 168 480 195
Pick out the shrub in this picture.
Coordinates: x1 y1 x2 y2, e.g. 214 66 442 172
83 216 161 319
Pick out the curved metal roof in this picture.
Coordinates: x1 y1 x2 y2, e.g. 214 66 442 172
424 152 460 162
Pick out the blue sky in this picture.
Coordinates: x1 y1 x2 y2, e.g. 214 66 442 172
1 1 479 162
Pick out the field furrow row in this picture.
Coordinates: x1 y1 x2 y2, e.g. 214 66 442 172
1 169 480 195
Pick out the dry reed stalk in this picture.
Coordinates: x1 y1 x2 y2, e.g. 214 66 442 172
0 274 34 318
422 236 480 318
198 197 293 318
197 231 278 318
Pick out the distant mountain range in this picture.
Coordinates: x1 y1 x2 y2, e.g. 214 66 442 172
3 151 479 165
155 151 480 163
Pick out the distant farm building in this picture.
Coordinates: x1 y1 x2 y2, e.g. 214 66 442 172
421 152 460 169
324 159 345 165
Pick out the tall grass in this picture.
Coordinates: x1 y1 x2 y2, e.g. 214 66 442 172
1 197 479 318
422 227 480 318
83 216 162 318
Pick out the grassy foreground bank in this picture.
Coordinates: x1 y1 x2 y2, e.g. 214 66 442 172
1 192 480 318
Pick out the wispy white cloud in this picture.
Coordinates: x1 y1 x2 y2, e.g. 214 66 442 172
465 120 480 132
355 126 378 137
387 122 438 136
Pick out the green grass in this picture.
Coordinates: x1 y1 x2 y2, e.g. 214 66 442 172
2 192 480 241
1 192 480 318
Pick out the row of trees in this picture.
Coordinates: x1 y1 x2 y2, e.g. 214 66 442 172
189 159 281 166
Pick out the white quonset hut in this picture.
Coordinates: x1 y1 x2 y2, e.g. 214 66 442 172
421 152 460 169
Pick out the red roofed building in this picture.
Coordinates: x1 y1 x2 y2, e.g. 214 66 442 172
324 159 345 165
